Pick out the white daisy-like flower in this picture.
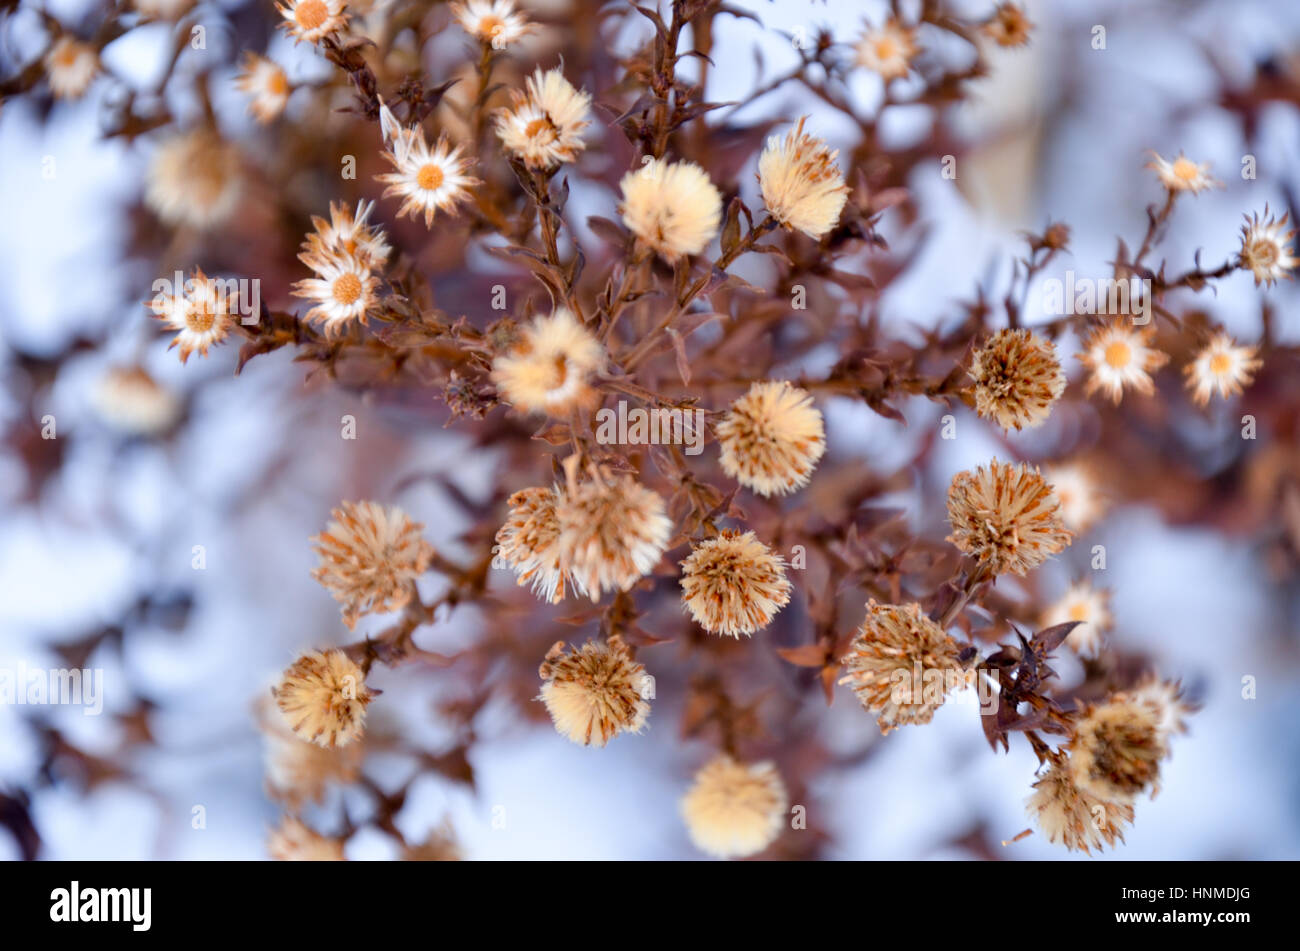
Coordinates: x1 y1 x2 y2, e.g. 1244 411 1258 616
376 125 479 228
1076 319 1169 405
303 199 391 271
450 0 533 48
1145 151 1219 194
855 18 918 81
44 37 99 100
619 158 723 261
276 0 349 44
1041 580 1113 656
1043 461 1104 535
1183 331 1262 407
1238 207 1297 287
147 268 237 363
293 247 381 338
495 67 592 170
235 52 291 124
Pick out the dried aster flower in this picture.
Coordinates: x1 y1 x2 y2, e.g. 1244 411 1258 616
1130 675 1193 740
1041 580 1112 656
1077 319 1169 405
147 267 236 363
276 0 349 45
235 52 291 124
260 700 361 808
1146 151 1219 194
91 365 181 436
377 125 479 228
1238 206 1297 286
493 485 571 603
490 309 604 415
982 3 1033 48
451 0 532 48
757 117 849 239
716 380 826 497
946 459 1072 576
1182 331 1262 407
555 468 673 601
1068 693 1166 803
310 500 435 628
145 128 243 230
969 328 1065 431
680 755 788 859
679 530 791 638
272 649 372 749
855 18 918 81
838 600 971 734
619 158 723 261
538 635 651 747
495 67 591 170
268 816 346 861
292 246 382 337
302 199 391 270
44 37 99 100
1026 757 1134 854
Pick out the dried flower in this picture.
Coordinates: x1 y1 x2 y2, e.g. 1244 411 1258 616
146 267 236 363
493 485 572 603
268 816 346 861
451 0 532 47
679 530 791 638
538 635 651 746
1041 580 1112 656
91 365 181 435
272 649 372 749
1238 207 1297 287
680 755 788 859
619 158 722 261
44 37 98 100
310 500 435 628
235 52 291 124
946 459 1072 576
145 128 243 230
716 381 826 497
377 125 479 227
855 18 918 80
1068 693 1166 802
302 199 391 270
490 308 604 415
1130 675 1193 740
260 700 361 808
983 3 1034 48
292 246 382 337
757 117 849 239
1182 331 1262 407
276 0 349 45
969 328 1065 431
1077 319 1169 405
1026 757 1134 854
1042 461 1105 535
1146 151 1218 194
495 67 591 169
838 600 971 733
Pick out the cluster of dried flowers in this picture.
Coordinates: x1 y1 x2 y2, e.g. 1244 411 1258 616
11 0 1300 861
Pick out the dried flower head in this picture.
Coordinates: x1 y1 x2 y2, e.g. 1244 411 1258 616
276 0 349 44
680 755 788 859
272 649 372 749
1042 460 1105 535
1026 757 1134 854
1077 319 1169 404
1130 675 1193 740
1182 331 1262 407
555 468 673 601
982 3 1034 47
91 365 182 435
679 530 791 638
451 0 532 47
538 635 651 746
310 500 435 628
44 37 99 100
495 67 591 169
838 600 971 734
1068 693 1166 802
969 328 1065 431
493 485 572 603
260 700 362 808
490 309 604 415
946 459 1072 576
302 199 391 270
855 18 918 80
268 816 346 861
377 125 479 227
1146 151 1219 194
619 158 723 260
145 128 243 230
1041 580 1112 656
292 246 382 337
235 52 291 124
1238 206 1297 286
146 267 236 363
716 380 826 497
757 117 849 239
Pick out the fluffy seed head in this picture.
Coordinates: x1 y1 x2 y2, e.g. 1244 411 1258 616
145 128 243 230
679 530 792 638
1043 461 1105 535
1077 319 1169 405
969 328 1065 431
260 699 362 808
538 635 651 747
92 365 182 435
1026 757 1134 854
716 381 826 497
619 158 722 260
272 649 372 749
490 309 604 415
492 485 572 603
757 117 849 239
946 459 1072 576
1040 580 1112 656
1183 331 1262 407
1068 693 1166 802
681 755 788 859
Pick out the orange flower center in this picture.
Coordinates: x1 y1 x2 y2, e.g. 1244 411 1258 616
1208 352 1232 375
267 70 289 95
295 0 329 31
524 116 557 141
1250 239 1277 267
332 273 363 306
55 45 82 67
479 16 503 39
1068 602 1090 622
1172 157 1198 181
1103 340 1132 368
187 305 216 334
417 163 445 191
874 37 898 60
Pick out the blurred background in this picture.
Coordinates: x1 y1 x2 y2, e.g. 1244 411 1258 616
2 0 1299 859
